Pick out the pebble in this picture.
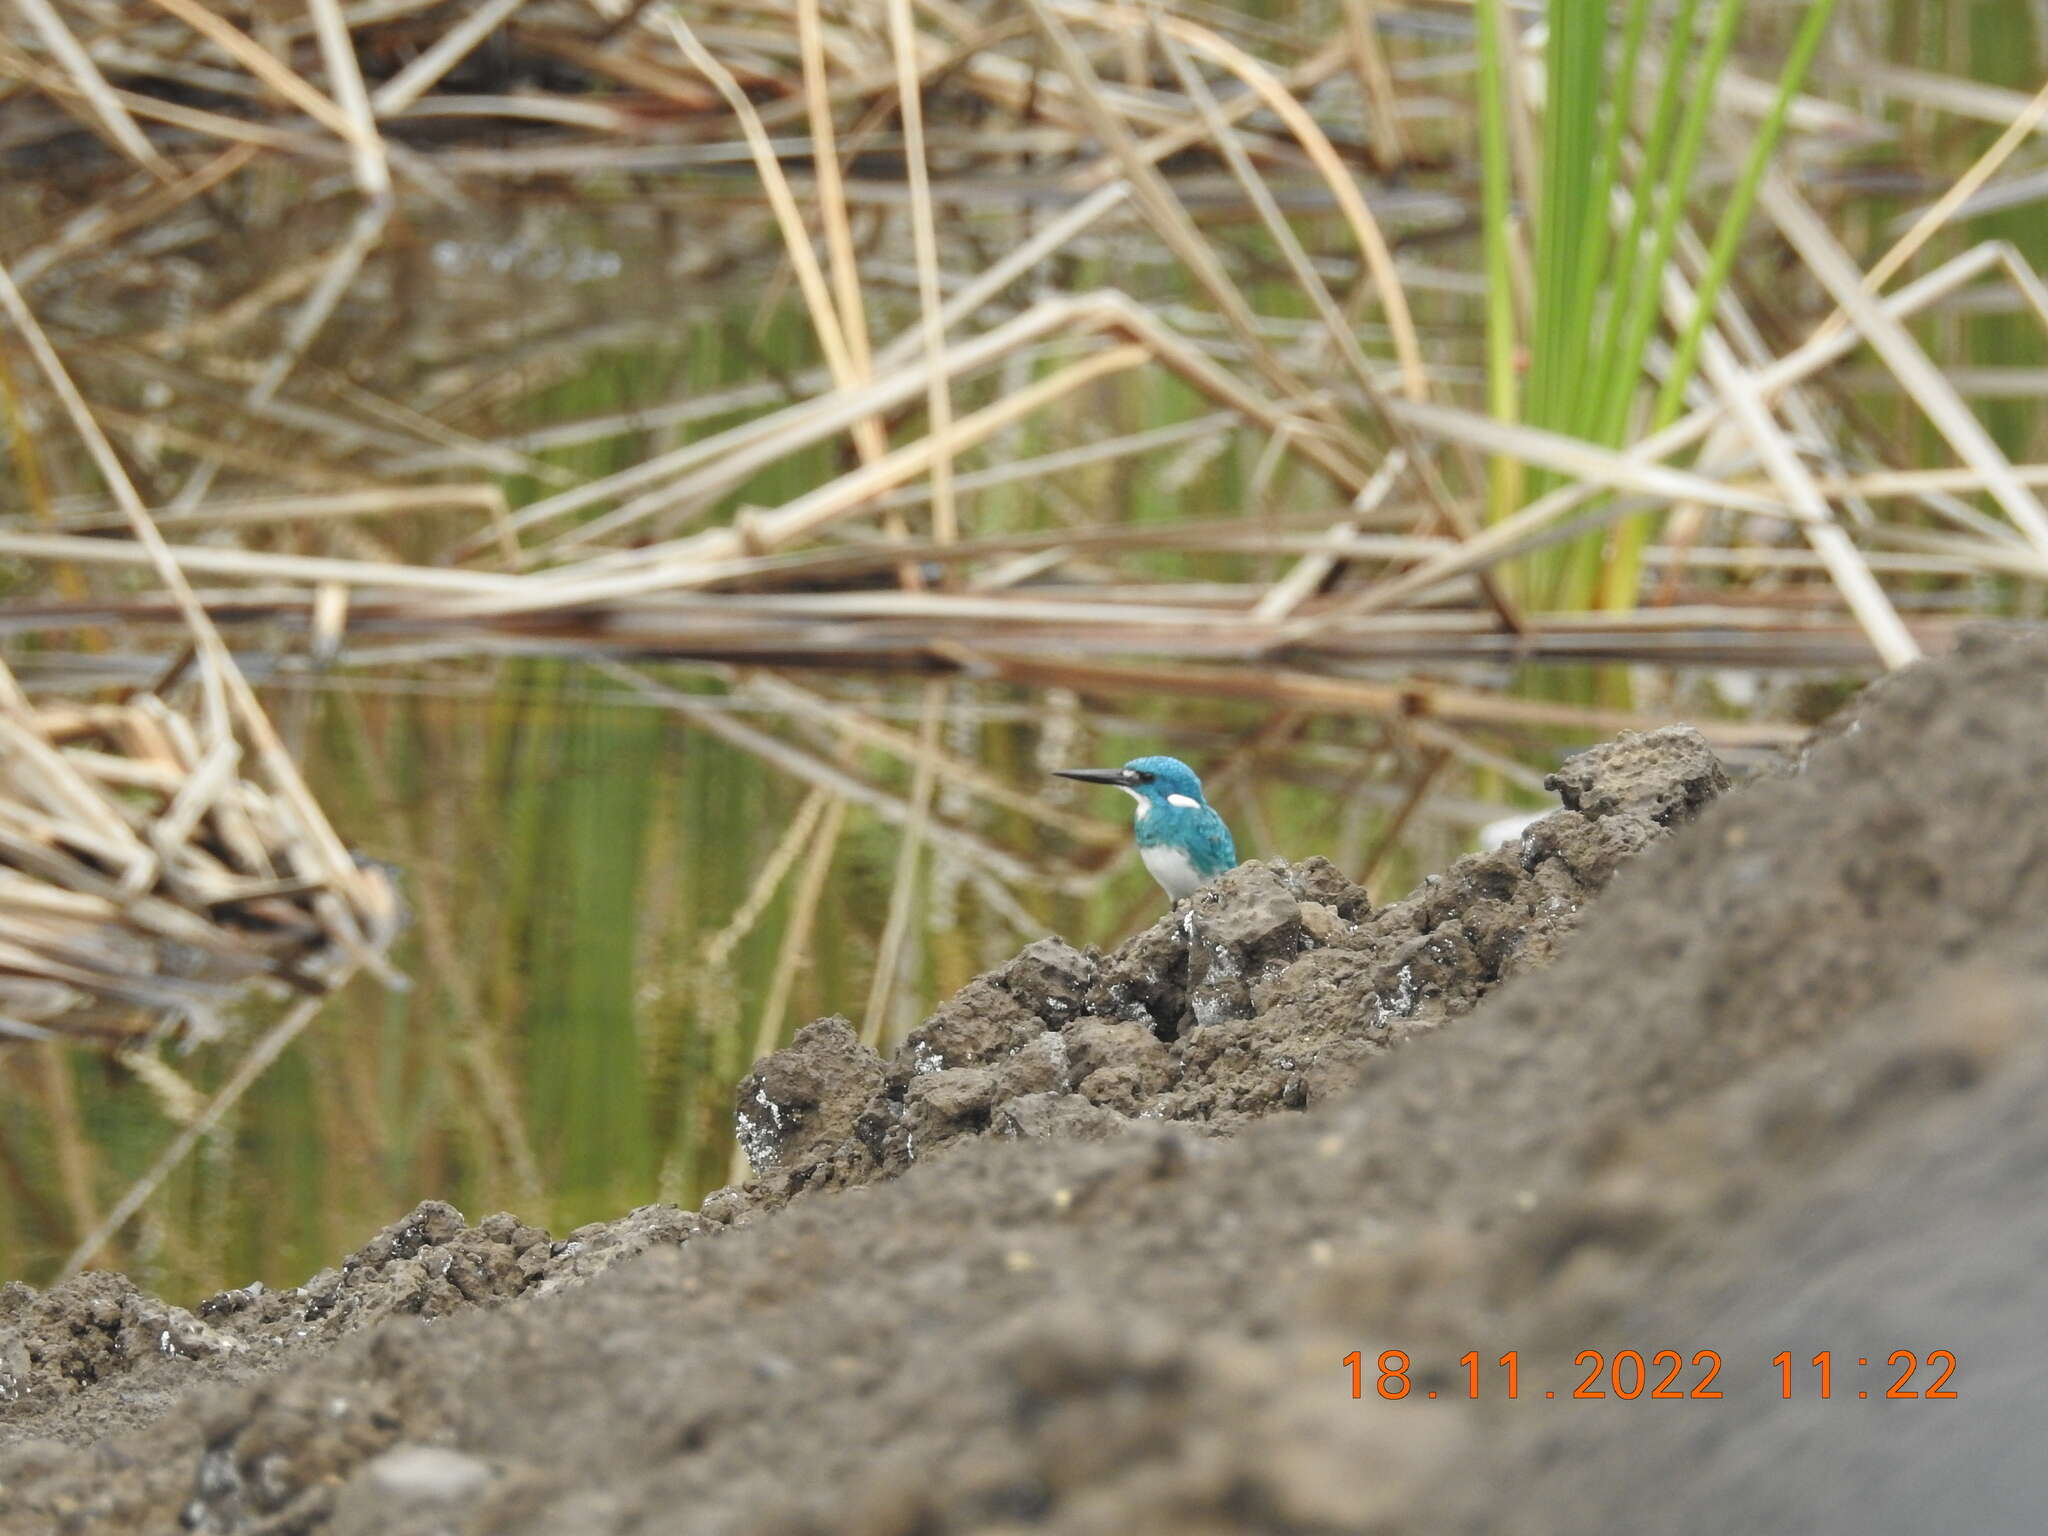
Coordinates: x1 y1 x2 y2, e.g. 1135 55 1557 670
364 1445 493 1502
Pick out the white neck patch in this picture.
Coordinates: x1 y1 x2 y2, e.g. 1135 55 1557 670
1166 792 1201 809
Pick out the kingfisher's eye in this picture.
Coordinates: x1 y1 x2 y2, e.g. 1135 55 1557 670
1134 771 1154 784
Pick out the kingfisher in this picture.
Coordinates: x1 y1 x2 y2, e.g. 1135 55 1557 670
1054 755 1237 902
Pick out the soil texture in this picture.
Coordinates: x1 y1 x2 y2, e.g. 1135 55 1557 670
2 628 2044 1535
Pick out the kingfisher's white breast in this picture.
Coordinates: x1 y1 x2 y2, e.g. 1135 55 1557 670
1139 841 1204 901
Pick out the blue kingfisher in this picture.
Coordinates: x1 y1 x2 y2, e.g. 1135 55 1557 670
1054 755 1238 902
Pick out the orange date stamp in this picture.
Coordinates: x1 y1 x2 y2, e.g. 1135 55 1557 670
1343 1349 1960 1401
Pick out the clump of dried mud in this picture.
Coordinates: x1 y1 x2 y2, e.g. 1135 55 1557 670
3 629 2045 1536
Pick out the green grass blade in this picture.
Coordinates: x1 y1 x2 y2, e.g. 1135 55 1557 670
1477 0 1523 531
1599 0 1839 610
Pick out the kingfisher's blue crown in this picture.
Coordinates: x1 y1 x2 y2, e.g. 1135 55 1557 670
1122 755 1207 803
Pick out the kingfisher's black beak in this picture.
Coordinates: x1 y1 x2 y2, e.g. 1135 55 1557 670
1054 767 1140 787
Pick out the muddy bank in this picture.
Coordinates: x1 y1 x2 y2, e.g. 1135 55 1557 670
2 629 2045 1534
730 724 1728 1200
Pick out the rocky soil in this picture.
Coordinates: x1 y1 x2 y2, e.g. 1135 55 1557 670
2 628 2044 1535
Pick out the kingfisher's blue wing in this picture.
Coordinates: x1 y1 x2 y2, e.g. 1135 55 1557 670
1189 809 1237 879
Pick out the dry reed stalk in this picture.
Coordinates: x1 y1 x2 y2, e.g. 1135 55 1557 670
0 259 398 1017
1289 239 2021 634
368 0 527 115
1641 544 2003 578
860 679 946 1048
467 342 1152 615
1062 29 1342 186
1655 293 1920 672
1139 9 1517 629
1863 61 2048 129
1809 78 2048 352
1875 528 2048 582
595 661 1046 888
0 258 227 729
1024 0 1391 505
306 0 390 199
1761 174 2048 559
740 673 1118 843
954 649 1804 748
137 0 360 144
867 412 1236 511
0 530 521 594
665 13 891 469
796 0 878 387
890 0 959 549
505 295 1108 554
1339 0 1409 168
1106 2 1426 399
8 511 1458 614
43 485 508 533
11 0 174 180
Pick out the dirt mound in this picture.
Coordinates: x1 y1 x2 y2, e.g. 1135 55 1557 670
2 630 2044 1535
0 1200 701 1447
733 725 1728 1201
